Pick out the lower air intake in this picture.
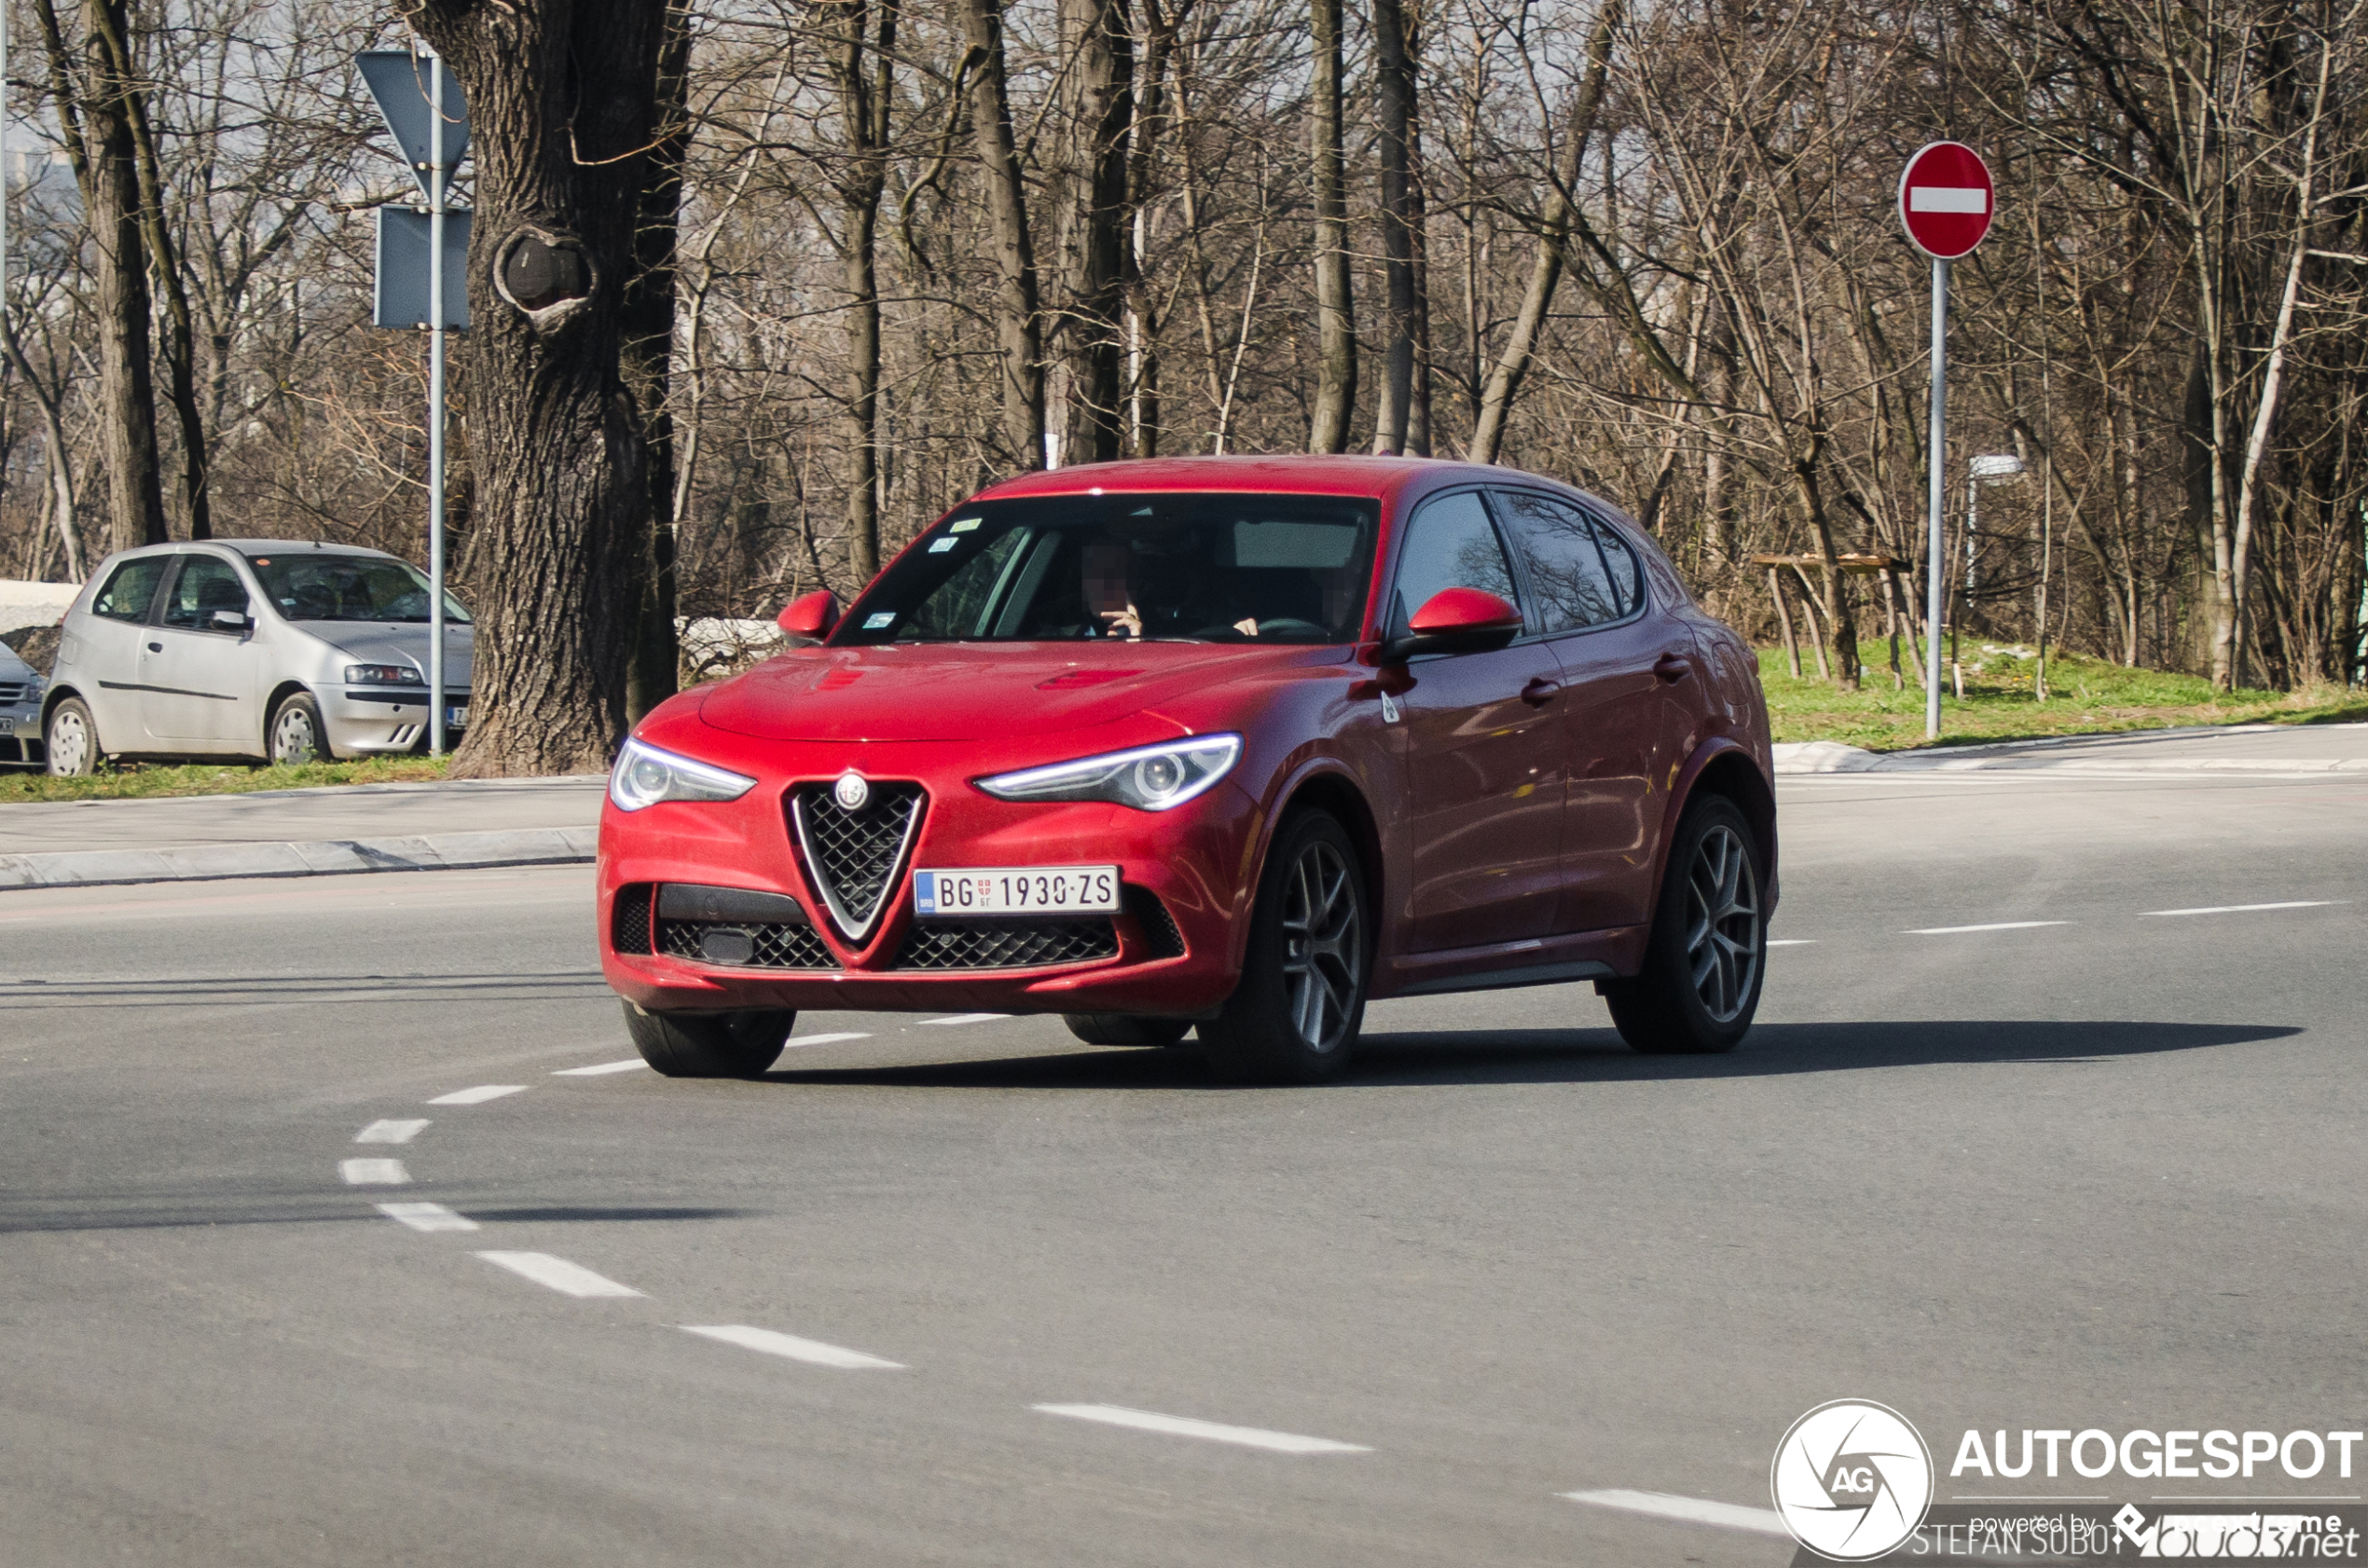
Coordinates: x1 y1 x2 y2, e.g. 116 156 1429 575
893 918 1119 970
658 919 836 970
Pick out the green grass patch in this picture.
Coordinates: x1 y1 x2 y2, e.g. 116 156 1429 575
1765 641 2368 750
0 753 452 804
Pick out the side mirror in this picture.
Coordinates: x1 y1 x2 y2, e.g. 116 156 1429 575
211 609 252 633
1381 587 1522 662
777 589 840 640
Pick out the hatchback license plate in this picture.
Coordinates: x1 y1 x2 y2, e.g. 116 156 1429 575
447 707 467 728
915 867 1120 917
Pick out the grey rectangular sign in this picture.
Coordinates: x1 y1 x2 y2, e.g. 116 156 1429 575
373 206 471 329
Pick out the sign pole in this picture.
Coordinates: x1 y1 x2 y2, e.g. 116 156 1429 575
428 51 445 758
1925 258 1947 739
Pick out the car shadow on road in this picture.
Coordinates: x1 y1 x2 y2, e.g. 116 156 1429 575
762 1019 2302 1090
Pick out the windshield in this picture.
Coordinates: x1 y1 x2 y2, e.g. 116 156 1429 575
243 552 472 625
837 493 1378 646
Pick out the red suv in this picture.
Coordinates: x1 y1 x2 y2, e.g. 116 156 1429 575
599 457 1774 1082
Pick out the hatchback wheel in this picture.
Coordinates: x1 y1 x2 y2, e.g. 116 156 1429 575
1601 796 1765 1054
623 1002 797 1078
1064 1013 1192 1047
269 694 327 765
1200 812 1368 1084
44 698 101 777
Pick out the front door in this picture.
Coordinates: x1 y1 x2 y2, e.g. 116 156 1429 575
140 555 263 749
1387 489 1566 952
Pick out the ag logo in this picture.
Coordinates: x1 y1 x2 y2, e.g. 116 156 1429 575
833 771 870 812
1770 1399 1934 1561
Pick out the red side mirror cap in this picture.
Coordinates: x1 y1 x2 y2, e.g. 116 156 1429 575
1407 586 1522 636
778 589 840 639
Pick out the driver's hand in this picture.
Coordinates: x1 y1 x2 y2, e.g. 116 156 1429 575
1233 616 1260 637
1100 607 1143 639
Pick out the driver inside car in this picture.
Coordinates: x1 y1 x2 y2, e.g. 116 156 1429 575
1081 528 1260 640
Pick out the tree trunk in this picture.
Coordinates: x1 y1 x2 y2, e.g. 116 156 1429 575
626 1 694 726
0 315 86 579
412 0 674 777
829 0 895 584
960 0 1048 469
1308 0 1355 452
1065 0 1133 464
1370 0 1423 455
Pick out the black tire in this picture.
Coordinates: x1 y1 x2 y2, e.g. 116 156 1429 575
268 693 330 764
1199 812 1369 1084
1601 795 1766 1054
44 697 103 777
623 1002 796 1078
1063 1013 1192 1047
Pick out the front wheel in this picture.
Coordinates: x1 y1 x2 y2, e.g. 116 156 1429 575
1199 812 1369 1084
623 1002 796 1078
44 697 102 777
1600 796 1766 1054
268 693 329 765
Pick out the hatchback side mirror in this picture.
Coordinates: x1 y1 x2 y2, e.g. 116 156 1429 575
778 589 840 640
211 609 252 633
1381 587 1522 662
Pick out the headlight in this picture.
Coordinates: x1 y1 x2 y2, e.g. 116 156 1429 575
975 734 1242 811
609 737 757 812
345 664 423 685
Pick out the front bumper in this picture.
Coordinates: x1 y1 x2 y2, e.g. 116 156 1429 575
599 747 1261 1018
323 687 471 755
0 706 42 767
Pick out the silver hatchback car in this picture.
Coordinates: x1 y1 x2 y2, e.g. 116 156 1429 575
42 540 474 773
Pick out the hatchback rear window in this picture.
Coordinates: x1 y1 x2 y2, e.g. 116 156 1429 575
839 494 1378 645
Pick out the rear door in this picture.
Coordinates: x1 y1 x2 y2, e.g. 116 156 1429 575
74 554 172 749
1492 489 1701 932
140 554 264 748
1384 488 1566 951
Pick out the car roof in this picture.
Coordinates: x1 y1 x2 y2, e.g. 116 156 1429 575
98 540 402 562
965 454 1509 504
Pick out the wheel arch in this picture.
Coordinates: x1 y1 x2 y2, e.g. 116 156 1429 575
1230 759 1384 973
1667 740 1779 911
262 680 317 754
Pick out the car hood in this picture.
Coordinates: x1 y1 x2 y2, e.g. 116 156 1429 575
696 640 1337 741
310 623 475 685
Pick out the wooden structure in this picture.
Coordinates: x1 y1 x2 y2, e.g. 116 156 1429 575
1748 554 1925 688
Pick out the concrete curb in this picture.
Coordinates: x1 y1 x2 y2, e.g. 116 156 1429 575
0 826 598 891
1772 740 2368 777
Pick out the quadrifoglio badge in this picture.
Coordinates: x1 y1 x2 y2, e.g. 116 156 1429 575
1772 1404 2364 1561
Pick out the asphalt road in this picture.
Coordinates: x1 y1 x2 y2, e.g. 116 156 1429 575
3 727 2364 1566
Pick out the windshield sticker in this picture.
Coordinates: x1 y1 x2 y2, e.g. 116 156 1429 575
929 537 957 553
950 517 982 532
863 612 897 629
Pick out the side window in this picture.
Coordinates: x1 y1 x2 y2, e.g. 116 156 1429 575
1387 491 1519 634
1590 513 1647 616
89 557 170 623
1493 491 1621 635
159 557 253 632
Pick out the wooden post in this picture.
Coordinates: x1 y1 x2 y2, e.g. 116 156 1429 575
1769 567 1801 679
1879 567 1927 689
1790 563 1833 681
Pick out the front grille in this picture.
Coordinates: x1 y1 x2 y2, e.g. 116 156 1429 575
658 918 836 970
612 884 654 955
1124 887 1187 958
0 682 26 704
791 781 925 940
893 917 1119 970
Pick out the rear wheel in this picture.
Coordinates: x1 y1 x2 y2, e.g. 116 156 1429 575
268 693 329 765
623 1002 796 1078
44 698 101 777
1063 1013 1192 1047
1199 812 1368 1084
1600 796 1765 1054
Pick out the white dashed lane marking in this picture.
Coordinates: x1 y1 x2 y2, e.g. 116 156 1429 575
355 1119 429 1144
475 1252 644 1299
339 1158 409 1186
377 1202 478 1233
552 1060 648 1077
1033 1403 1370 1454
681 1325 904 1369
1906 921 2071 935
787 1032 872 1047
428 1084 528 1105
2142 900 2342 917
1560 1489 1791 1536
921 1013 1010 1026
1766 940 1815 947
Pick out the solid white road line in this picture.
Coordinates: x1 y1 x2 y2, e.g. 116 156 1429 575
786 1032 873 1047
474 1251 644 1299
1907 921 2071 935
1032 1403 1370 1455
355 1119 430 1144
1559 1489 1792 1537
428 1084 528 1106
552 1060 649 1076
2142 900 2341 917
339 1158 410 1186
921 1013 1011 1026
1766 939 1816 947
681 1325 904 1369
376 1202 479 1233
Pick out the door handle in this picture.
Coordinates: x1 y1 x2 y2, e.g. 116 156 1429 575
147 641 163 653
1520 676 1561 707
1652 653 1691 682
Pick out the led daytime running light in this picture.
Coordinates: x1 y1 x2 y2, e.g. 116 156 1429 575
975 734 1242 812
609 737 757 812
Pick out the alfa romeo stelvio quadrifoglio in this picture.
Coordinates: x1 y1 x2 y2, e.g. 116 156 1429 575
598 456 1776 1083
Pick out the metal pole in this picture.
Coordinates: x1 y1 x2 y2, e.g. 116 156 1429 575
1925 258 1948 739
428 50 447 757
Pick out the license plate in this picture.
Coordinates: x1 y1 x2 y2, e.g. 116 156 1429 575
0 718 11 734
915 866 1121 917
447 707 467 728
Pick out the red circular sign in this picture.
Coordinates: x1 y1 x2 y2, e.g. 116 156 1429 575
1897 142 1994 259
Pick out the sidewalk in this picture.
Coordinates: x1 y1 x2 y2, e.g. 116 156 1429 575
1774 721 2368 775
0 775 605 890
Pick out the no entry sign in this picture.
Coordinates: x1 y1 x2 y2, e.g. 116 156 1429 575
1898 142 1994 259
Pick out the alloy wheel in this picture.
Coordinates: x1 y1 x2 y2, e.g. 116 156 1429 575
1279 839 1361 1053
1683 824 1761 1024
